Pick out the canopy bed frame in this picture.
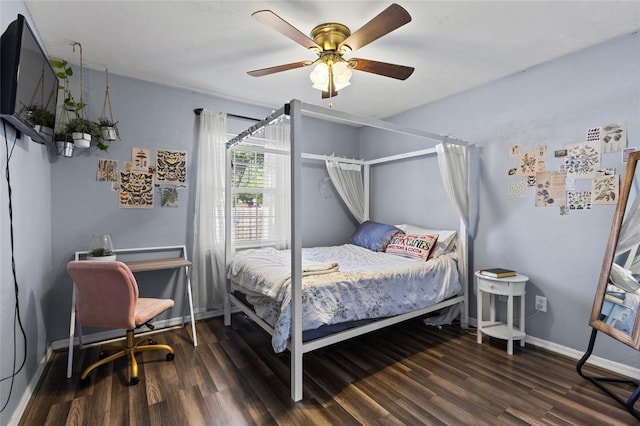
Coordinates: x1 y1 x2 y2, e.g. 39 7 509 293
223 99 473 401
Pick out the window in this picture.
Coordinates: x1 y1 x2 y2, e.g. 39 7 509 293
230 122 291 249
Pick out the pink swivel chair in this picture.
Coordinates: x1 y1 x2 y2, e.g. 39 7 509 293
67 261 175 385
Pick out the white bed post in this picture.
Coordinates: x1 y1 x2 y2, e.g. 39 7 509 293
289 100 304 401
224 147 233 326
363 164 370 221
459 218 470 328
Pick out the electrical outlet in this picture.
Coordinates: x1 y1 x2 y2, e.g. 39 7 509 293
535 295 547 312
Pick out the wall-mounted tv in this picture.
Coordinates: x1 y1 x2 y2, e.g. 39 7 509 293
1 14 58 145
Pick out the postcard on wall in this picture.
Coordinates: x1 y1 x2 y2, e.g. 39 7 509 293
565 141 601 179
156 149 187 184
97 159 118 182
516 150 544 176
119 171 154 208
567 191 592 210
535 171 567 207
508 180 527 198
591 174 619 205
623 147 637 162
132 147 151 172
160 185 179 208
587 123 626 153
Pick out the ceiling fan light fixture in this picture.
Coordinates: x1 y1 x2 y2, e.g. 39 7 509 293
310 62 330 90
332 61 352 91
310 60 352 93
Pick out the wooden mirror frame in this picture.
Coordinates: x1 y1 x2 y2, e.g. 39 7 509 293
589 150 640 350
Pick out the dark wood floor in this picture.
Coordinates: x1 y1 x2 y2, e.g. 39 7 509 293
21 314 638 425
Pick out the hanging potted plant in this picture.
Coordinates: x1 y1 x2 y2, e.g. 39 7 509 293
97 68 120 152
54 128 74 157
66 117 100 148
98 117 119 143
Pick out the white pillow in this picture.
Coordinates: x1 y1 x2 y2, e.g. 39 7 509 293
395 224 457 257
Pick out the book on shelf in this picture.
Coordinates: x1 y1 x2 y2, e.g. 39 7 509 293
479 268 517 278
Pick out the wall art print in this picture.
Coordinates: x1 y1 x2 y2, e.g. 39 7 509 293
535 171 567 207
156 149 187 184
160 185 179 208
567 191 592 210
119 171 154 208
591 174 619 205
587 123 627 153
564 141 601 179
97 159 118 182
508 180 527 198
516 149 544 177
132 147 151 172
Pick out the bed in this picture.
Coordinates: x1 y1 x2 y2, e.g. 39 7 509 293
223 100 474 401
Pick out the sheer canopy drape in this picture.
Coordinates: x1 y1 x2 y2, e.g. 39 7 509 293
263 122 291 249
325 160 365 223
192 110 227 312
436 142 474 237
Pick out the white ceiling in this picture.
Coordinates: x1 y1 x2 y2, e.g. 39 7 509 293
24 1 640 119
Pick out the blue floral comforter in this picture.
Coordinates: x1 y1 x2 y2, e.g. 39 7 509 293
227 244 461 352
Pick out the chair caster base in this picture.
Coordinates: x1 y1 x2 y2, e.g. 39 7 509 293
166 353 175 361
80 376 91 386
130 376 140 386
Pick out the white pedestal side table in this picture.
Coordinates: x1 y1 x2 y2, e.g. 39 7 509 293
475 271 529 355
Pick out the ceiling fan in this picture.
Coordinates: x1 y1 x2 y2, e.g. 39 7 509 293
247 3 415 99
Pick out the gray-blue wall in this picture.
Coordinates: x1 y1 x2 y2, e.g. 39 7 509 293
378 31 640 368
1 3 53 423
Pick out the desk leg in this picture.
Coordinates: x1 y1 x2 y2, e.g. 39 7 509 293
477 286 483 344
67 285 76 379
520 292 526 348
184 265 198 347
507 289 514 355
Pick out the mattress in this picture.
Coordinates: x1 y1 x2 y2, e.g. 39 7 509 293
227 243 462 352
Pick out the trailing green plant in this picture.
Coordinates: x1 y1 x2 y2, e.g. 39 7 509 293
50 59 86 117
50 59 113 150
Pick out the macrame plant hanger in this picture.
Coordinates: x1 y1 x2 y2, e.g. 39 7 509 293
98 68 119 145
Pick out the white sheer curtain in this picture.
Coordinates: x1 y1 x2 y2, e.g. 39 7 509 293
263 121 291 249
436 142 472 235
325 160 365 223
192 110 227 312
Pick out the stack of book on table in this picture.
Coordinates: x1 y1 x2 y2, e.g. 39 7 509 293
479 268 516 278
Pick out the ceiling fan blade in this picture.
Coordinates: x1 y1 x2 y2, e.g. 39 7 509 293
338 3 411 53
350 58 414 80
252 10 321 51
247 61 311 77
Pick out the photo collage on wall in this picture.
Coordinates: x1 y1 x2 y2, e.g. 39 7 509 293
507 123 632 215
95 148 187 209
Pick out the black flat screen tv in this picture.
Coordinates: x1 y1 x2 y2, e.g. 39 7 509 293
1 14 58 145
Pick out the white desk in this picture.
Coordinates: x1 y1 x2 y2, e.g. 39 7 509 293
475 271 528 355
66 245 197 378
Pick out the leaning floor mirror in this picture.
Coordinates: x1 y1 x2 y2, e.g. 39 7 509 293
577 150 640 419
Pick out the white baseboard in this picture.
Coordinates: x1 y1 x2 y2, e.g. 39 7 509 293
525 334 640 380
469 316 640 380
7 346 52 426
